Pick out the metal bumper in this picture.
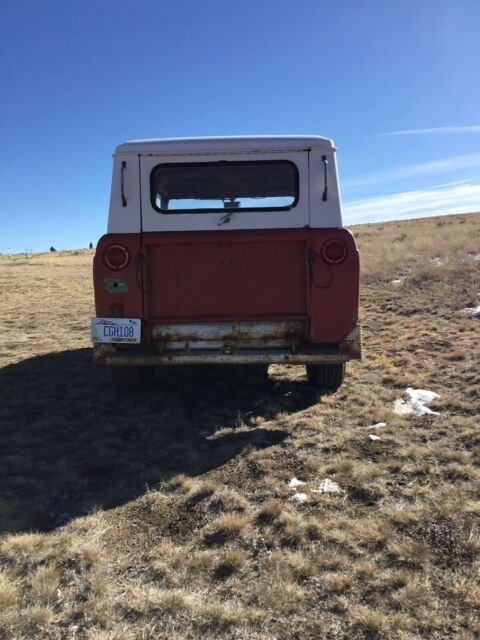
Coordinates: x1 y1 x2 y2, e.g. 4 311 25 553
93 325 362 366
100 347 351 366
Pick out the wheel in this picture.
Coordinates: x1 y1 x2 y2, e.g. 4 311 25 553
306 363 346 393
110 366 156 394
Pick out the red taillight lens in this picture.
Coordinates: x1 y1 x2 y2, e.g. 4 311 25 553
104 244 130 270
322 238 348 265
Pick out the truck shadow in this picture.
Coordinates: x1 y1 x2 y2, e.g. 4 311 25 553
0 349 318 534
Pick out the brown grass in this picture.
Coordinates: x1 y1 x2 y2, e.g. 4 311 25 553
0 213 479 639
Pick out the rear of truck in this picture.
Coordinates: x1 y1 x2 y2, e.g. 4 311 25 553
92 136 361 392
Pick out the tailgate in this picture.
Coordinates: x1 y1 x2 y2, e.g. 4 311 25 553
142 229 309 321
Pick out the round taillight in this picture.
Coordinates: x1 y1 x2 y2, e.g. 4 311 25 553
322 238 348 265
104 244 130 270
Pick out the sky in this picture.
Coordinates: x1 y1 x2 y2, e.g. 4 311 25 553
1 0 479 252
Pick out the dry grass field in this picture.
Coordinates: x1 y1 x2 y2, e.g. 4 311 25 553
0 213 479 639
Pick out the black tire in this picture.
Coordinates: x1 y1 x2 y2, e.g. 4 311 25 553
306 363 346 393
110 366 156 394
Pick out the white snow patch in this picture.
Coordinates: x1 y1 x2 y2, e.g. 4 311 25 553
405 388 439 404
394 387 440 416
368 422 387 430
463 305 480 319
312 479 343 494
289 492 308 503
369 434 382 441
288 477 306 489
393 399 412 415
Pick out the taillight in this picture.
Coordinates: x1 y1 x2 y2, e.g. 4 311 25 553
322 238 348 265
103 244 130 270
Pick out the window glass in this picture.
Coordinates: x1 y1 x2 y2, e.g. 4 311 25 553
150 161 298 213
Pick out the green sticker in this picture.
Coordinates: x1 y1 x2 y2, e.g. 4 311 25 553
105 278 128 293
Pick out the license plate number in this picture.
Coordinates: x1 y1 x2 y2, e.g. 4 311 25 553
91 318 141 344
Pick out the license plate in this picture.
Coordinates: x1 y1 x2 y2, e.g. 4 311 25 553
91 318 141 344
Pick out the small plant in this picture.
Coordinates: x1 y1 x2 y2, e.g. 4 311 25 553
49 246 56 252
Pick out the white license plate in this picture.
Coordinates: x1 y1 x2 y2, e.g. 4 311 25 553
91 318 141 344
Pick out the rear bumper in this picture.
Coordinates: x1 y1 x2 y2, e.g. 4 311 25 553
93 325 362 366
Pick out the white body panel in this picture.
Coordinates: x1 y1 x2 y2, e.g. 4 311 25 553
107 136 343 233
309 148 343 229
107 155 141 233
140 151 309 232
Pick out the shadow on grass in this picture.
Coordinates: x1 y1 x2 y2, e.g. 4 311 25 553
0 349 318 534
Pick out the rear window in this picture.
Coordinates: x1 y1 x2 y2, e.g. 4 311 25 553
150 160 299 213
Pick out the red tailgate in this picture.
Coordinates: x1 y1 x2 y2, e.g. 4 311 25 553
142 229 309 322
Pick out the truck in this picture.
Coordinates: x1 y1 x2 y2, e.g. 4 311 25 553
91 135 361 393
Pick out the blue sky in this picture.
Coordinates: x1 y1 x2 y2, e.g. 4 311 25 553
1 0 479 252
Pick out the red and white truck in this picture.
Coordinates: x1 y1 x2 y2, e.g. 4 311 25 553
91 136 361 392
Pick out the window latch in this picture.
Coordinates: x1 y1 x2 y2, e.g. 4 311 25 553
218 210 235 226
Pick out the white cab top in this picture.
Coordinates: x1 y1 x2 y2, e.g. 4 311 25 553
108 136 343 233
115 135 335 156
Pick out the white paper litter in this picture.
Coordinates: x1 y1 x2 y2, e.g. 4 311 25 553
463 306 480 319
391 279 403 284
312 479 343 494
368 422 387 429
289 492 308 503
369 434 381 441
288 477 306 489
394 387 440 416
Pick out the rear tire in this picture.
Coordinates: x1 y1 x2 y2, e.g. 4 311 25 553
110 366 156 394
306 363 346 393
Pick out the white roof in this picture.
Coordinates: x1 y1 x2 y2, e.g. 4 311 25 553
115 135 335 155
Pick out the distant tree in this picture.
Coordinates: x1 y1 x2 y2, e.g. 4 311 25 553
50 246 56 252
89 242 93 249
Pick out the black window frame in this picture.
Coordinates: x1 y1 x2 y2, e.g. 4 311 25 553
149 159 300 214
